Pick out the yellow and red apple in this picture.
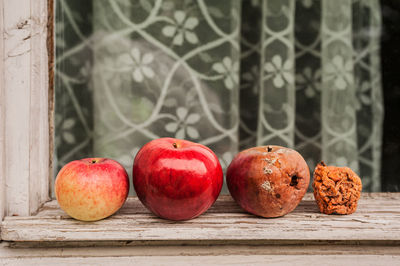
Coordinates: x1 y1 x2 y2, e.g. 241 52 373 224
55 158 129 221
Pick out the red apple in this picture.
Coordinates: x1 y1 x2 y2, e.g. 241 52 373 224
227 146 310 218
132 138 223 221
55 158 129 221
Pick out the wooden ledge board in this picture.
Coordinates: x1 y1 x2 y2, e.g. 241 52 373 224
1 193 400 244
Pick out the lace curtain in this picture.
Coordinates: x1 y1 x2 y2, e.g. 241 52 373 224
55 0 383 192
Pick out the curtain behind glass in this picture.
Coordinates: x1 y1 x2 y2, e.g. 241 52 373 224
55 0 383 192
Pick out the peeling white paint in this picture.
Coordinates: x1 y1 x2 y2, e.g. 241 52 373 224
3 194 398 243
0 0 5 221
2 0 50 217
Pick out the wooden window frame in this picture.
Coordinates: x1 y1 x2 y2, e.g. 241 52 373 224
0 3 399 262
0 0 50 220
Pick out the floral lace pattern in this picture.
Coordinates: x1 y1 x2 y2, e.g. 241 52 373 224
55 0 383 192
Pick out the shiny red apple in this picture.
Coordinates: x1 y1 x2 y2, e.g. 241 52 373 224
55 158 129 221
132 138 223 221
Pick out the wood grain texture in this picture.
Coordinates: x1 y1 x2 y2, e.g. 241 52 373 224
29 0 50 214
3 0 32 216
2 242 400 257
2 0 49 217
1 255 400 266
0 0 5 222
2 194 400 243
47 0 55 201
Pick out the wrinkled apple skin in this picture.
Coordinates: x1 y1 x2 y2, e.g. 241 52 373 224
227 146 310 218
55 158 129 221
132 138 223 221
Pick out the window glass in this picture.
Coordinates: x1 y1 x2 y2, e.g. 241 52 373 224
55 0 399 193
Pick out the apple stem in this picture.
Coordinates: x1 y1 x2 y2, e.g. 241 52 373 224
91 160 97 164
172 143 178 149
267 146 272 152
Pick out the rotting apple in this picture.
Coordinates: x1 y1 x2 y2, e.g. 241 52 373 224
55 158 129 221
132 138 223 221
226 145 310 218
313 161 362 215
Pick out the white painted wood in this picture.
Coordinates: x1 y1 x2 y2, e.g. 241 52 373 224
3 0 31 216
28 0 50 213
2 242 400 258
2 240 400 265
2 0 49 217
1 255 400 266
0 0 5 222
2 194 400 243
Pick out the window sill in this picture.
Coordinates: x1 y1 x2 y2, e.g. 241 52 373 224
1 193 400 246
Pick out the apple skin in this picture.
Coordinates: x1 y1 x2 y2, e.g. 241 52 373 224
132 138 223 221
227 146 310 218
55 158 129 221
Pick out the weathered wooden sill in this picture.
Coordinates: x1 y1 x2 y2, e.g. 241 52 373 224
1 193 400 246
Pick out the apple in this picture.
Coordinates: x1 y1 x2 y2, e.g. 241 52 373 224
132 138 223 221
55 158 129 221
226 146 310 218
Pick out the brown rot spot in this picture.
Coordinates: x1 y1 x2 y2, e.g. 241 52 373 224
275 193 281 198
172 142 178 149
290 175 299 187
267 146 272 152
